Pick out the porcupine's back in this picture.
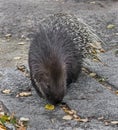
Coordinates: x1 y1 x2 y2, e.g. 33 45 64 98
29 13 104 104
42 13 104 60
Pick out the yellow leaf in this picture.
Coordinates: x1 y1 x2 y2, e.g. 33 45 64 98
107 24 115 29
45 104 55 110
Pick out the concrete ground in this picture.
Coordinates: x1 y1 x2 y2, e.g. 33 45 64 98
0 0 118 130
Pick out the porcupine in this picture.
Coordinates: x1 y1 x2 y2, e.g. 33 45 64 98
29 13 104 105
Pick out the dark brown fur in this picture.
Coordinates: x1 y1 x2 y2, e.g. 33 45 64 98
29 15 83 104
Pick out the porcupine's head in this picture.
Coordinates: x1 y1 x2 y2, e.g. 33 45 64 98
33 55 67 105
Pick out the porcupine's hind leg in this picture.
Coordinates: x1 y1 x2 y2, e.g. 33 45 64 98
66 54 83 86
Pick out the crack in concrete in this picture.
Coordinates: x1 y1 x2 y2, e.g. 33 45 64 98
82 67 118 93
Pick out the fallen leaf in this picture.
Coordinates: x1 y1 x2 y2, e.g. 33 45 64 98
92 59 99 62
89 73 96 77
0 112 28 130
98 116 104 120
0 112 5 116
0 124 6 130
20 117 29 122
63 109 73 115
98 77 105 82
16 64 30 78
104 121 110 126
62 115 73 120
14 57 21 60
60 102 71 110
5 34 12 38
62 107 77 115
16 64 26 72
0 115 10 125
45 104 55 110
100 48 105 53
2 89 11 94
18 42 25 45
115 90 118 95
17 126 26 130
107 86 112 90
90 1 96 4
71 110 77 115
107 24 115 29
75 117 88 122
16 92 32 97
73 114 78 119
111 121 118 125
